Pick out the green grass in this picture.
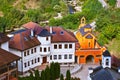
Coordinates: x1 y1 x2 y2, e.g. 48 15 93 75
107 39 120 58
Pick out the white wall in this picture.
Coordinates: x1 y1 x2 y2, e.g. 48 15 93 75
9 45 43 72
9 48 22 57
1 42 9 51
51 43 75 53
49 42 75 63
102 56 111 68
37 36 51 45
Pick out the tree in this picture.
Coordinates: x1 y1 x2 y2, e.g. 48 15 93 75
66 70 71 80
60 74 64 80
41 70 45 80
45 66 50 80
54 62 60 78
34 70 40 80
50 62 55 80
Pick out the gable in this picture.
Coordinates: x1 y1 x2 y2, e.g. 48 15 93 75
84 33 95 39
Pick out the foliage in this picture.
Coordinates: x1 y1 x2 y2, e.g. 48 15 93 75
60 74 64 80
96 8 120 45
66 70 71 80
0 0 68 32
106 0 117 7
49 0 103 29
19 62 60 80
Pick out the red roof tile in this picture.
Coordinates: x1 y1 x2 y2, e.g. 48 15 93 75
9 29 40 51
45 27 77 43
0 48 20 66
22 22 43 34
0 32 10 44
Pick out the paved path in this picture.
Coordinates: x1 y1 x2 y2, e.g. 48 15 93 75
71 64 99 80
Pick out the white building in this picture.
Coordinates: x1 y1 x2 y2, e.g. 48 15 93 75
9 22 77 73
0 33 9 51
45 27 77 64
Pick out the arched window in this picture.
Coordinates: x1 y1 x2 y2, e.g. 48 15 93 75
106 59 109 66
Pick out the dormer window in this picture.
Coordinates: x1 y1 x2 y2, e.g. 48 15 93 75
52 31 56 35
60 31 64 35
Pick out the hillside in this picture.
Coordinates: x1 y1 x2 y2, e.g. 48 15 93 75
0 0 120 58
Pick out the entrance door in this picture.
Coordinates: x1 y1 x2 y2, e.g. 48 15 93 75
42 57 47 64
86 55 94 64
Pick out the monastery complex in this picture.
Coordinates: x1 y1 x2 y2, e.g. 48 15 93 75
0 17 108 80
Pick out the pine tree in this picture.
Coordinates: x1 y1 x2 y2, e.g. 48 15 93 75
66 70 71 80
50 62 55 80
60 74 64 80
55 62 60 78
45 66 50 80
34 70 40 80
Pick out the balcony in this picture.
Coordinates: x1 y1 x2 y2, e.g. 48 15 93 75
40 51 51 56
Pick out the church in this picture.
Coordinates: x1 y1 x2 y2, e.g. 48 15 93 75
75 17 106 64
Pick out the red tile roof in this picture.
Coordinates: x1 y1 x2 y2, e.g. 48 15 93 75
0 32 10 44
9 29 40 51
0 48 20 66
22 22 43 35
45 27 77 43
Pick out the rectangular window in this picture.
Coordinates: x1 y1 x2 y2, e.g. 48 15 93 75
24 63 27 68
58 55 62 59
59 44 62 49
28 61 30 66
64 54 67 59
27 50 29 55
54 45 57 49
69 44 72 48
54 55 57 60
46 37 49 41
69 54 72 59
32 60 34 64
40 47 42 52
34 48 36 53
38 58 40 62
44 48 46 52
50 55 52 60
48 47 50 51
31 49 33 54
35 59 37 63
24 51 26 56
65 44 68 49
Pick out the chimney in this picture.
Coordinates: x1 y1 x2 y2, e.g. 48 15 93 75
31 29 34 37
50 26 52 34
88 67 93 74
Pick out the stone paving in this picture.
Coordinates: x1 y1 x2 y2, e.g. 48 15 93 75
71 64 99 80
60 64 99 80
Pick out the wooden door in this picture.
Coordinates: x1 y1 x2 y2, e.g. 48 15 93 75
42 57 47 63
